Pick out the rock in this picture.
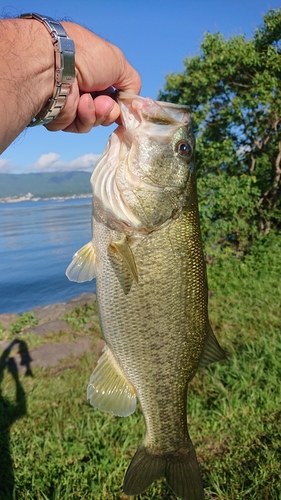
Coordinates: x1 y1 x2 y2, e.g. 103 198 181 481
0 337 93 373
94 338 105 358
0 293 98 371
0 339 16 354
68 292 96 307
0 313 20 331
31 293 96 322
31 303 73 322
27 337 93 369
68 292 96 308
27 320 72 336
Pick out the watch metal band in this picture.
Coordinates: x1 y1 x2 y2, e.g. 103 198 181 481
20 13 76 126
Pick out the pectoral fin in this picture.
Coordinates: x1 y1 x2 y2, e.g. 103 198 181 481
110 235 139 284
198 324 226 368
66 241 96 283
87 345 137 417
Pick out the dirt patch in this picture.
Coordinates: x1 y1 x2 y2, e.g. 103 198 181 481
0 293 99 374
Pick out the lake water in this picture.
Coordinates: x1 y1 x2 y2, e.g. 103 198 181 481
0 198 96 315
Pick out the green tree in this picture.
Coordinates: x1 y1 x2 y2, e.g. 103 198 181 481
159 8 281 258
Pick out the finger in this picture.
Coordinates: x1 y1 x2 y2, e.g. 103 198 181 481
62 94 119 133
111 47 141 95
77 95 120 129
59 93 95 133
45 81 79 132
69 93 99 133
90 95 120 126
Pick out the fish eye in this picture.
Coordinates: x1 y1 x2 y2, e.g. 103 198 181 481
176 140 192 157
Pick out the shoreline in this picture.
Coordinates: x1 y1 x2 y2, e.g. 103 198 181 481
0 292 97 330
0 193 92 204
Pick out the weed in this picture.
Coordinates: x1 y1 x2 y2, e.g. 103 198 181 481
9 313 39 335
63 303 100 333
0 324 6 341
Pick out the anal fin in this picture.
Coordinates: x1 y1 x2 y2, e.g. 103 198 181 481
110 235 139 284
198 323 226 368
66 241 96 283
87 345 136 417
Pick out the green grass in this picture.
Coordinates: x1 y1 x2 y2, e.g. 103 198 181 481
0 234 280 499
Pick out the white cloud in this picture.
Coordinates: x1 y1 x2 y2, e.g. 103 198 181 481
0 158 20 173
30 152 60 170
27 152 100 173
0 152 100 174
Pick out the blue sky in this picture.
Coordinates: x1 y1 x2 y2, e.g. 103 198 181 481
1 0 280 174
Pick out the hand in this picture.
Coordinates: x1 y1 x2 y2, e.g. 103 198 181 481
46 22 141 133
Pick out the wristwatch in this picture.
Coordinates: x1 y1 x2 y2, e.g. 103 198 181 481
20 13 76 126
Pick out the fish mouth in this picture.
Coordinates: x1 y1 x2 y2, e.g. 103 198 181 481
117 91 190 126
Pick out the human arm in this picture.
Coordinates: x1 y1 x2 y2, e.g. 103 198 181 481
0 18 141 153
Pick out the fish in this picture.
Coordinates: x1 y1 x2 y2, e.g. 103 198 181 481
66 91 225 500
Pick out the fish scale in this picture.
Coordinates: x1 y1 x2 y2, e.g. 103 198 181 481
66 92 225 500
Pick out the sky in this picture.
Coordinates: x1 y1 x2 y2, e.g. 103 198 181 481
1 0 280 174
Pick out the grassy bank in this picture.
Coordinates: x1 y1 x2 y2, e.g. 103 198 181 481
0 234 280 500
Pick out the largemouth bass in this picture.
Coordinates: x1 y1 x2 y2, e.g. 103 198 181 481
66 92 225 500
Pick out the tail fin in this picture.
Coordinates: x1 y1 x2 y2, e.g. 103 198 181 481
123 445 165 495
123 442 204 500
165 445 204 500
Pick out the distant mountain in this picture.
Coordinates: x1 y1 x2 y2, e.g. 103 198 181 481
0 171 92 200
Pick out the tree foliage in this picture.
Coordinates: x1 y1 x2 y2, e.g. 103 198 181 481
159 8 281 258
